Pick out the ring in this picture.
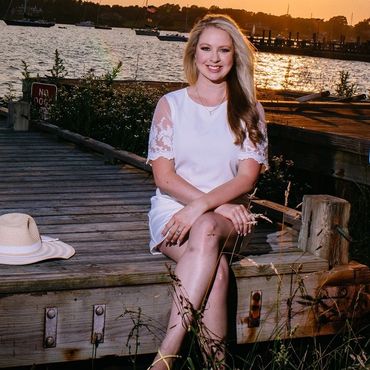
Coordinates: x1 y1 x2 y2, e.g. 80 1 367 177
175 230 181 234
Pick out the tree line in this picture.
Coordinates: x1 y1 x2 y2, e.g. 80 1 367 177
1 0 369 41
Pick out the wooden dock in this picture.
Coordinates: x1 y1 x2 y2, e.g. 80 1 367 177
264 101 370 186
0 122 369 368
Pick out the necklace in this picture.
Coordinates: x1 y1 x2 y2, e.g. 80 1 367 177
195 86 226 115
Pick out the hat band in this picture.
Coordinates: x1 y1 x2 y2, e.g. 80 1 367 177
0 240 42 256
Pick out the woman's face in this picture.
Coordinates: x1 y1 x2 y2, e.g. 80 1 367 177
194 26 234 84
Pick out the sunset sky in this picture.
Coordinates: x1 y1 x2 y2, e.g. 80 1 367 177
99 0 370 25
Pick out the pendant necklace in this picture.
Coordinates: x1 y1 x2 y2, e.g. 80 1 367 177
195 86 226 116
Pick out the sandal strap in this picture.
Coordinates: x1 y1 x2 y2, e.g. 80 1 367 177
147 349 181 370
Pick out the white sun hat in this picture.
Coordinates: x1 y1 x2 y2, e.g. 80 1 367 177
0 213 75 265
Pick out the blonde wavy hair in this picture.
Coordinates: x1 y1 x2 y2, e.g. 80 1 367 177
184 14 263 146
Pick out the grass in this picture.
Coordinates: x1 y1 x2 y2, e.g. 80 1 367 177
116 247 369 370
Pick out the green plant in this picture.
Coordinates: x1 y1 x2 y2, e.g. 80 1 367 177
21 60 32 80
104 60 123 85
47 49 68 82
256 155 311 208
335 70 358 98
49 67 166 157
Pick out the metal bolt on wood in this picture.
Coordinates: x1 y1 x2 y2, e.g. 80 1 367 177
95 305 104 316
47 308 56 319
45 336 55 347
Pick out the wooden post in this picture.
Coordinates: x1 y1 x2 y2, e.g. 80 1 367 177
9 101 30 131
298 195 350 267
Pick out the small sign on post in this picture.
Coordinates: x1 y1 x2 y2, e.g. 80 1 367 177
31 82 57 120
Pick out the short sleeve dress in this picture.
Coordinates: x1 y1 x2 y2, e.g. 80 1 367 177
147 88 268 254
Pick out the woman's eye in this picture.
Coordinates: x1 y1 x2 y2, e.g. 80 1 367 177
220 48 231 53
200 46 210 51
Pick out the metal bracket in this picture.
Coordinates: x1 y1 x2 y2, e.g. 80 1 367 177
92 304 106 344
247 290 262 328
44 307 58 348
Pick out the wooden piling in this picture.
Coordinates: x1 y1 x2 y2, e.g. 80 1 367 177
8 101 30 131
298 194 351 267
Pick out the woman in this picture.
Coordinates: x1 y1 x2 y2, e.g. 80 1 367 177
147 14 268 370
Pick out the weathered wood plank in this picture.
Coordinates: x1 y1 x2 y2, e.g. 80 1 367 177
298 195 351 267
0 251 326 294
267 111 370 154
251 198 301 228
0 179 152 191
261 100 370 111
1 187 155 201
1 197 152 209
0 205 151 217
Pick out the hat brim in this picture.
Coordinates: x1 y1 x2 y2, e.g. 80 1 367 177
0 236 75 265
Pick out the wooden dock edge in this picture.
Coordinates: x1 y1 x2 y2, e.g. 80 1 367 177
34 121 151 172
0 262 368 367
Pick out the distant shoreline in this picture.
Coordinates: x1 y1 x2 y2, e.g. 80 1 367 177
256 46 370 63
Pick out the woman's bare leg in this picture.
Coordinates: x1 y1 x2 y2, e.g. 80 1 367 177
149 212 237 369
201 254 229 368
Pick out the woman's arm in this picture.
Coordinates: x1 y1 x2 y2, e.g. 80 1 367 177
151 157 204 204
195 158 260 211
148 95 205 204
159 158 261 243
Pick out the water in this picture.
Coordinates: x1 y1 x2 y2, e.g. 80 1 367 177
1 21 369 99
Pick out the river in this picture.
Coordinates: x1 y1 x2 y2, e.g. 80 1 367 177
1 21 369 99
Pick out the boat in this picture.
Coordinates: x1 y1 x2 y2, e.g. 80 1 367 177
75 20 95 27
134 1 159 36
135 28 159 36
94 2 112 30
4 0 55 27
4 18 54 27
95 24 112 30
157 33 188 42
156 8 188 42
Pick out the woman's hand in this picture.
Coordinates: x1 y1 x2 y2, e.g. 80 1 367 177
214 203 255 235
162 201 206 245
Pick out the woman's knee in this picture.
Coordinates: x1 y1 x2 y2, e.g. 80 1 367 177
188 213 224 253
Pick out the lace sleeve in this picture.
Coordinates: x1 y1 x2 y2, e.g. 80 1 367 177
238 102 269 172
147 96 174 163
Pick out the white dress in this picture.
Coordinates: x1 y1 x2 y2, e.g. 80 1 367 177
147 88 268 254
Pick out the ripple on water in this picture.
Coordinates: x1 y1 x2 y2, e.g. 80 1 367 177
0 22 369 98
